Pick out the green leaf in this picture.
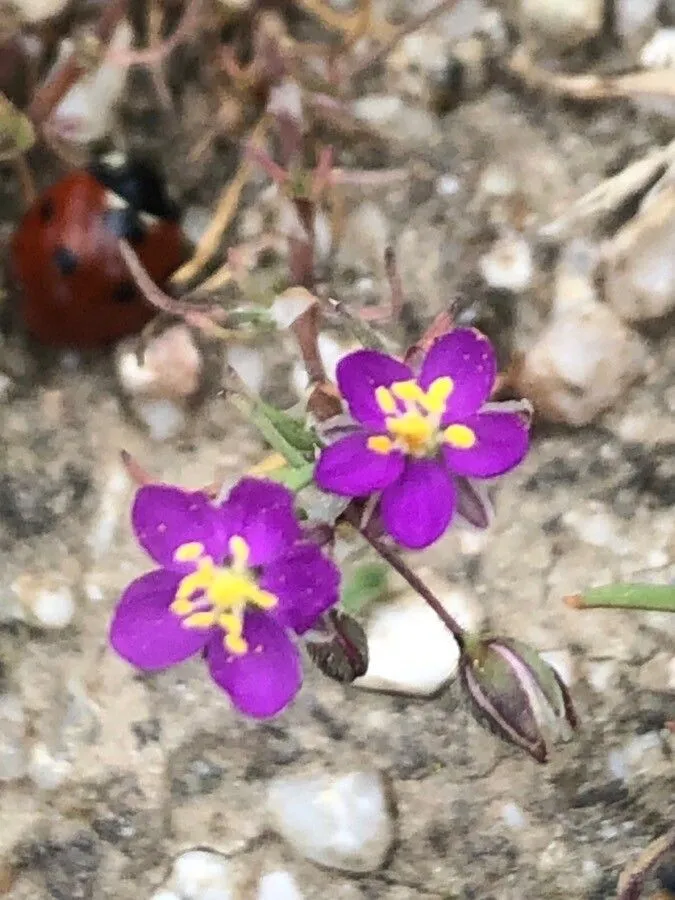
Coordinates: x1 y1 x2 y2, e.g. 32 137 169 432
340 562 389 613
264 462 315 492
257 401 318 457
230 395 314 469
567 583 675 614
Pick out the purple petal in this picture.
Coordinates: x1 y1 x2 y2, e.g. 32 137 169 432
442 411 529 478
132 485 227 570
315 432 404 496
380 458 455 549
219 478 302 567
261 543 340 635
109 569 210 670
205 612 302 718
419 329 496 421
337 350 413 429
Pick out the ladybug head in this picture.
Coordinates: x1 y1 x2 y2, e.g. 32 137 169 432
89 152 179 221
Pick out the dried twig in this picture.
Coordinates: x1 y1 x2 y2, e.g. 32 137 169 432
616 826 675 900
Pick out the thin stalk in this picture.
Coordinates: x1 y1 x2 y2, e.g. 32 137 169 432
343 506 465 648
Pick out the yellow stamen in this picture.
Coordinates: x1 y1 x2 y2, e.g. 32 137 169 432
375 385 397 414
391 380 425 405
183 610 217 629
387 412 435 455
444 424 476 449
174 541 204 562
171 535 278 657
420 377 454 414
367 435 394 455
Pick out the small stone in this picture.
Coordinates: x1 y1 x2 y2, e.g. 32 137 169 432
27 742 71 791
479 233 534 292
51 23 133 142
133 399 187 442
226 344 265 396
513 242 650 424
337 202 389 277
15 0 69 22
641 28 675 68
267 771 394 873
615 0 660 48
604 184 675 322
257 870 304 900
153 849 239 900
354 572 481 697
352 94 403 128
0 695 27 782
116 325 203 402
292 333 359 397
12 573 76 629
520 0 604 48
87 463 130 561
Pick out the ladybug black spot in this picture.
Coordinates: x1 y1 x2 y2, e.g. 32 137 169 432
53 246 78 276
111 280 138 304
39 198 55 222
103 207 146 246
90 157 179 221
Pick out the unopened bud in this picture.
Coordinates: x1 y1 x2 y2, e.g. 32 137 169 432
459 635 578 763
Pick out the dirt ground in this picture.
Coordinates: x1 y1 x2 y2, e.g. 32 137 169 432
0 1 674 898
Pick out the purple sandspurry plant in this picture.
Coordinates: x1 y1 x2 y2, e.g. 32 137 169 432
315 328 530 549
109 477 340 718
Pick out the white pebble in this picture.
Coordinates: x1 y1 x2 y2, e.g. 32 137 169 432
520 0 604 47
16 0 69 22
257 871 304 900
51 23 133 143
352 94 403 128
479 233 534 292
87 465 130 560
133 399 187 442
226 344 265 396
267 771 394 873
153 850 236 900
640 28 675 68
354 572 481 697
27 742 71 791
436 175 461 197
12 574 76 630
501 802 528 830
615 0 660 47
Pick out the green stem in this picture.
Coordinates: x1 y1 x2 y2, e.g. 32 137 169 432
230 394 308 469
566 583 675 614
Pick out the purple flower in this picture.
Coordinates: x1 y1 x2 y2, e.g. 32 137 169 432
109 478 340 718
315 328 529 549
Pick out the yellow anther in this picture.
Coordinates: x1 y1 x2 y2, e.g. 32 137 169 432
229 535 250 569
174 541 205 562
375 385 397 415
183 610 217 629
170 597 197 616
420 377 454 415
444 424 476 449
219 612 248 655
174 561 215 601
391 379 425 405
367 435 394 455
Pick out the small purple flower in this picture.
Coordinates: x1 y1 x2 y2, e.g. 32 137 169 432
315 328 529 549
109 478 340 718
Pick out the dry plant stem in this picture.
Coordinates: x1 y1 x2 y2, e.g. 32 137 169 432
348 0 462 80
509 47 675 101
13 156 36 207
344 506 466 648
28 0 128 126
616 826 675 900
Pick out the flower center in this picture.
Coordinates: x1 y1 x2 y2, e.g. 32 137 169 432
366 377 476 457
170 536 277 656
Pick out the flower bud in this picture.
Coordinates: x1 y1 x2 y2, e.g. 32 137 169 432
459 635 578 763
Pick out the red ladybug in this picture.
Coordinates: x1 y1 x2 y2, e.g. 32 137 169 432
11 154 184 347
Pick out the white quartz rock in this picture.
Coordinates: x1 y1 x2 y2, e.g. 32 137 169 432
267 771 394 873
354 572 481 697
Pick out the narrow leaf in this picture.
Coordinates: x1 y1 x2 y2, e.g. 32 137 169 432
565 583 675 614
